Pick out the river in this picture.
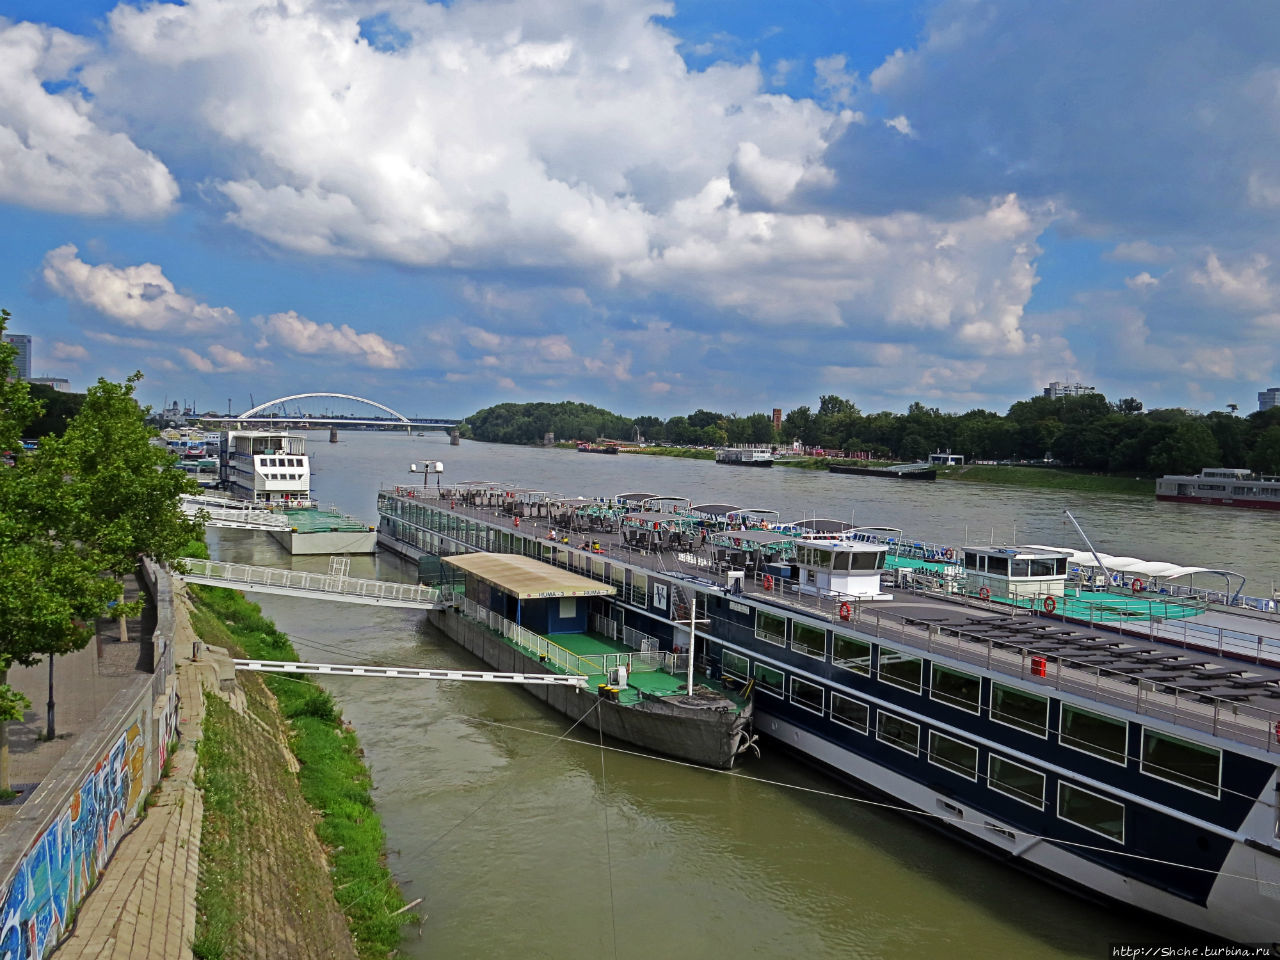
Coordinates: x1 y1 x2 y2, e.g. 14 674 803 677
207 432 1280 958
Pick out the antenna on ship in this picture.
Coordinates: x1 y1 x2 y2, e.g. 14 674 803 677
674 594 711 696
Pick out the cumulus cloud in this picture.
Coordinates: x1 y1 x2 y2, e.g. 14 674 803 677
255 311 408 369
49 341 90 361
177 344 263 373
0 20 177 217
42 244 237 333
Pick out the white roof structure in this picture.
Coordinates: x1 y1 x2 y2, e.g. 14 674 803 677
1022 545 1221 582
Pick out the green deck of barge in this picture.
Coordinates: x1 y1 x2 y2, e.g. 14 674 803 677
884 556 1204 622
279 507 373 533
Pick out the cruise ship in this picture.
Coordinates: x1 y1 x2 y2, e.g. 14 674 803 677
376 480 1280 943
1156 467 1280 510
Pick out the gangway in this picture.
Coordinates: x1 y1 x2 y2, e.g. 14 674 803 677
182 500 292 531
233 660 588 688
178 557 444 609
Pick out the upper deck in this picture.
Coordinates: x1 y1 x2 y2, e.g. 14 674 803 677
378 483 1280 756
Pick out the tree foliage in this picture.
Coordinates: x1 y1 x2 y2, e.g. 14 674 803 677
0 311 203 733
463 388 1278 477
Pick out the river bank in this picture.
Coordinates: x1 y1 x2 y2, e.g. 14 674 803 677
622 445 1152 494
188 584 408 959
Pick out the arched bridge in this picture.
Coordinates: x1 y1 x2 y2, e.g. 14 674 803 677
204 392 461 429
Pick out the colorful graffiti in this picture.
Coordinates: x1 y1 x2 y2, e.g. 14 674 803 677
0 716 145 960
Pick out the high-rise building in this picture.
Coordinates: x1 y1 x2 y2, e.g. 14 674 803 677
3 333 31 380
1043 381 1095 399
772 408 782 432
1260 387 1280 411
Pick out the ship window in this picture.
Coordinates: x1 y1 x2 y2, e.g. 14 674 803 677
790 677 823 714
1010 560 1030 578
832 635 872 675
721 650 749 682
834 550 851 571
930 665 981 713
990 684 1048 736
851 551 883 572
878 651 922 694
830 693 869 733
752 663 784 697
876 712 919 756
1029 559 1055 578
1140 729 1221 797
1059 704 1127 765
1056 558 1068 575
928 732 978 780
630 574 647 606
792 623 827 660
755 611 786 646
987 556 1009 576
988 755 1045 809
964 551 978 570
1058 782 1124 843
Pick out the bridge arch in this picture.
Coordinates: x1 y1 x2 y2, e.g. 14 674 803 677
240 393 411 423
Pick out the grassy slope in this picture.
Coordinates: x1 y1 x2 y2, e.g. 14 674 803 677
189 585 406 959
935 464 1152 495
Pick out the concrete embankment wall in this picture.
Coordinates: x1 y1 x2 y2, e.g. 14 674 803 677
0 560 180 960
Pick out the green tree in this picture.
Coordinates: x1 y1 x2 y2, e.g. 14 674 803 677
1146 421 1221 476
1248 426 1280 475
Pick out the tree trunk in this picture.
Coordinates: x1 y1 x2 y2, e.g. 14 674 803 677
0 668 9 793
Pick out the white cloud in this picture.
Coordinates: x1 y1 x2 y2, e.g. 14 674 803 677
0 20 177 217
1190 253 1275 311
815 54 858 106
42 244 237 333
176 344 263 373
255 311 408 369
1106 241 1175 263
884 115 916 138
1125 271 1159 291
49 341 89 361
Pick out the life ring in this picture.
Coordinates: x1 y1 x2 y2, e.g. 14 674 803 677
1043 596 1057 614
978 586 991 601
838 602 851 621
944 548 954 561
762 575 774 591
1131 578 1145 594
513 517 519 527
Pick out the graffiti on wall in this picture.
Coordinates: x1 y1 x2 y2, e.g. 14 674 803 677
0 716 145 960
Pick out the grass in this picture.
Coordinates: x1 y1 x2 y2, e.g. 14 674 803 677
624 446 716 460
935 464 1152 495
189 584 406 959
191 693 236 960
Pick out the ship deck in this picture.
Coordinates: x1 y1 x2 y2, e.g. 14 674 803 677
382 486 1280 754
280 507 374 533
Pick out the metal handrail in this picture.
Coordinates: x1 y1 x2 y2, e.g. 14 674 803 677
181 558 440 604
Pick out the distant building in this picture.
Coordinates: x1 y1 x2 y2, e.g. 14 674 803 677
772 408 782 432
28 377 71 392
1260 387 1280 411
3 334 31 380
1043 381 1095 399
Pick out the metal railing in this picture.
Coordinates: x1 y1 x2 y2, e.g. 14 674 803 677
180 558 441 606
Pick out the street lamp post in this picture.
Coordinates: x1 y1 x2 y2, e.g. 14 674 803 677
410 460 444 492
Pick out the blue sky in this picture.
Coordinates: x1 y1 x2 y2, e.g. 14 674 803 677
3 0 1278 420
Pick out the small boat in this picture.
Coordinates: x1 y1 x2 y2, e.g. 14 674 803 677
715 445 774 467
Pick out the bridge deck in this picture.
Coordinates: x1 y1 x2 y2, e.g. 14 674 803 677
179 558 444 609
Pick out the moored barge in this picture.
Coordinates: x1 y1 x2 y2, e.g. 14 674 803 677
377 480 1280 943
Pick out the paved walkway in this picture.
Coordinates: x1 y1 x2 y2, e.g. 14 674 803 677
54 591 218 960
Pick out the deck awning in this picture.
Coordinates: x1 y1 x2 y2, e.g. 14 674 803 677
1022 545 1216 580
442 553 617 599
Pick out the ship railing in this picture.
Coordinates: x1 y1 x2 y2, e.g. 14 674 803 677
458 596 603 677
842 605 1280 754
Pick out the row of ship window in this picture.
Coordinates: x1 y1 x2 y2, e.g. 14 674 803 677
386 508 1223 813
256 456 304 468
719 644 1222 805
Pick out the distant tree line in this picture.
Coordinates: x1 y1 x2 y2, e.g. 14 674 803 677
463 393 1280 476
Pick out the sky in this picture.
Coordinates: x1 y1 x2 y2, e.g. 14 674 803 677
3 0 1279 421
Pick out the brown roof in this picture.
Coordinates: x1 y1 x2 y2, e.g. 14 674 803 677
442 553 618 600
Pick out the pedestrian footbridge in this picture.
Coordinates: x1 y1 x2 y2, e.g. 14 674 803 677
233 660 587 688
178 558 444 609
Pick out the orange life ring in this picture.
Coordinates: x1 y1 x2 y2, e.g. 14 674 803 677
838 602 851 621
513 517 519 527
944 548 954 561
1131 578 1145 593
978 586 991 601
762 575 774 591
1043 595 1057 613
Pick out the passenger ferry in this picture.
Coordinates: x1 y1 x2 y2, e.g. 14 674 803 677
1156 467 1280 510
715 444 774 467
217 429 376 554
376 480 1280 944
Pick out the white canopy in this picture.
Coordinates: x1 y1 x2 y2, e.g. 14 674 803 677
1022 545 1213 581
